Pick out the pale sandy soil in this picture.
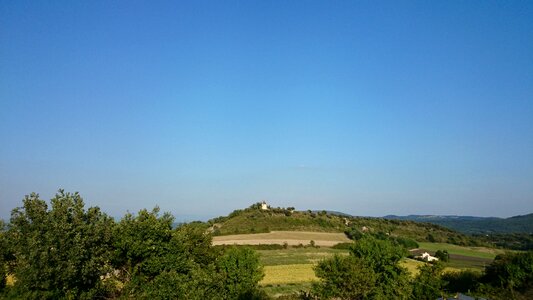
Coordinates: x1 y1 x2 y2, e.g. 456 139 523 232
212 231 350 247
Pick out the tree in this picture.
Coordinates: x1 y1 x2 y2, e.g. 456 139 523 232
112 208 229 299
312 236 411 299
435 250 449 262
0 220 7 291
217 247 265 299
312 255 376 299
411 262 446 300
6 191 115 299
482 251 533 295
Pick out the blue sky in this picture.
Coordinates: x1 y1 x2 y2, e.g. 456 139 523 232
1 1 532 220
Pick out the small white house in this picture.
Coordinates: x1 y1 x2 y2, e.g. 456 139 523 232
261 201 268 210
418 252 439 262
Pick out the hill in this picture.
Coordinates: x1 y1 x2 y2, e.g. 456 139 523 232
384 213 533 234
208 203 485 246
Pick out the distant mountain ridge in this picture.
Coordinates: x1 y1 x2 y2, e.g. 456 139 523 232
384 213 533 234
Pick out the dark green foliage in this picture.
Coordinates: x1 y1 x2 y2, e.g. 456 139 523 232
393 236 419 249
312 236 411 299
5 191 114 299
331 242 354 250
344 227 363 240
477 233 533 250
112 208 222 298
442 270 481 293
217 247 265 299
411 262 446 300
482 251 533 293
386 214 533 235
0 220 7 291
313 255 376 299
210 208 346 236
350 236 412 298
435 250 450 262
2 191 270 299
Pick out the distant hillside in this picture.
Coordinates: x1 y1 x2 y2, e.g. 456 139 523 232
208 203 485 246
384 213 533 234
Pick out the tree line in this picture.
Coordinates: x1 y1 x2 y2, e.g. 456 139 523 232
0 191 265 299
1 191 532 299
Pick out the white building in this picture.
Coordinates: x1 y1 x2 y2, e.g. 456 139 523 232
418 252 439 262
261 201 268 210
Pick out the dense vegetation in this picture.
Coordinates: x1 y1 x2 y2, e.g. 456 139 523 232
0 191 266 299
385 214 533 234
307 236 533 300
2 193 532 299
210 204 486 247
385 215 533 250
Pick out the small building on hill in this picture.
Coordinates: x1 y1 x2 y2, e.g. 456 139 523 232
261 201 268 210
417 252 439 262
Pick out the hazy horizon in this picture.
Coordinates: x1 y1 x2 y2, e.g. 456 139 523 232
1 1 532 220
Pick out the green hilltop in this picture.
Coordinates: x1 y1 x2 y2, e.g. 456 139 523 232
208 203 485 247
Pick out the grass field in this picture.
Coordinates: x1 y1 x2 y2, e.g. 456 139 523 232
213 231 351 247
258 247 348 266
417 242 504 259
258 247 348 297
261 264 316 285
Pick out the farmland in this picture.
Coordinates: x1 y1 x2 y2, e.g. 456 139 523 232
252 240 507 298
417 242 504 259
212 231 351 247
258 247 348 298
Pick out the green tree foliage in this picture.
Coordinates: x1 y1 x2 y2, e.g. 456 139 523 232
434 250 450 262
112 208 222 298
482 251 533 295
442 270 481 294
5 191 114 299
0 220 7 291
217 247 265 299
350 236 412 298
411 262 446 300
312 236 411 299
313 255 376 299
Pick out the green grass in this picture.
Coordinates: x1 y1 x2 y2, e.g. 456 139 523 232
258 247 349 266
261 282 312 299
258 248 348 297
418 242 504 259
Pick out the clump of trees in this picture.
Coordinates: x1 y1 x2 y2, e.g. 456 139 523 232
0 191 265 299
308 235 533 300
312 235 412 299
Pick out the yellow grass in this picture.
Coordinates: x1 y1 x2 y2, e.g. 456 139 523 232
6 274 15 286
260 264 317 285
401 258 425 276
213 231 351 247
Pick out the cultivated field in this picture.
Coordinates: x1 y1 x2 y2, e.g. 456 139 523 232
212 231 351 247
258 248 347 298
417 242 504 259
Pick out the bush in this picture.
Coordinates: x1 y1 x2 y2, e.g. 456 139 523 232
217 247 264 299
443 270 481 293
331 242 354 250
6 191 115 299
312 255 376 299
435 250 450 262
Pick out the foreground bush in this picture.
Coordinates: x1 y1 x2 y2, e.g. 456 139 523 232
2 191 265 300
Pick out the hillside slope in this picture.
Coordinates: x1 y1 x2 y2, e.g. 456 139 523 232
208 204 484 246
384 213 533 234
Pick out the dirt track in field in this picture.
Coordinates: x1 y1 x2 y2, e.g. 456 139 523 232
212 231 350 247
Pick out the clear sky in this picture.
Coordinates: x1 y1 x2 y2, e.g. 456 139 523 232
1 1 532 220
